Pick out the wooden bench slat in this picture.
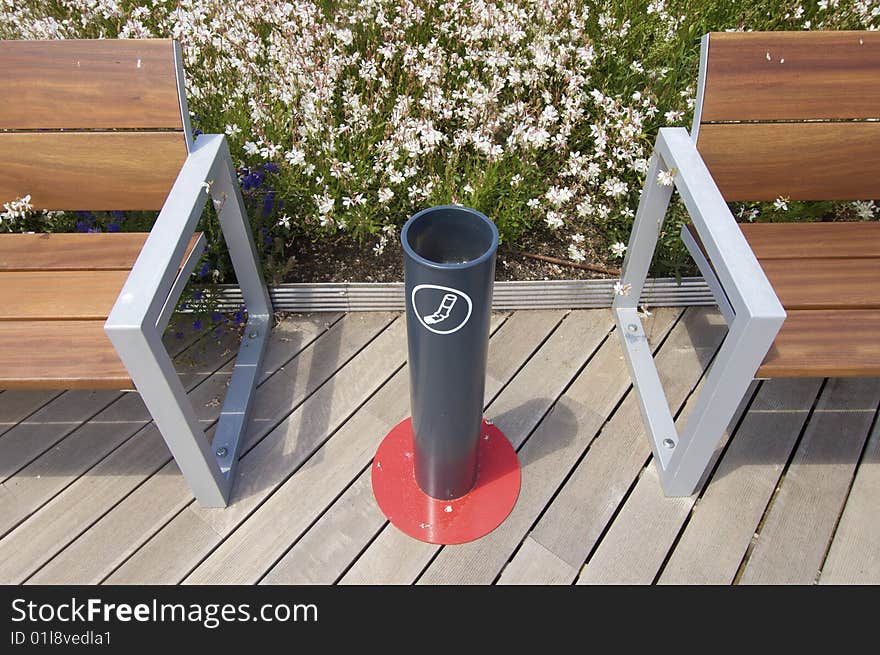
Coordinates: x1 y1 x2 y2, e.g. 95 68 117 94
0 320 132 390
740 222 880 260
758 258 880 311
0 233 201 271
0 39 183 130
701 31 880 122
0 271 130 321
0 233 202 321
0 132 187 211
758 310 880 378
696 122 880 201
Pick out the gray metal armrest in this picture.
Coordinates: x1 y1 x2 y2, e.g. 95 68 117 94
613 126 785 496
105 133 273 507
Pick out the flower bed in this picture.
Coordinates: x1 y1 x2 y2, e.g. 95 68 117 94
1 0 877 284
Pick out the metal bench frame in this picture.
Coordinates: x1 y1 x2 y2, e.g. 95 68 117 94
103 44 273 507
613 125 786 497
105 133 272 507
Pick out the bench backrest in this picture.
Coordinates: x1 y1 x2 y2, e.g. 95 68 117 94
693 31 880 201
0 39 190 210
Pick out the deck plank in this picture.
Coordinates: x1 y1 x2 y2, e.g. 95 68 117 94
25 312 385 585
174 311 562 586
340 310 614 585
0 313 344 583
657 378 822 585
738 378 880 584
496 537 576 585
260 468 384 585
578 378 821 585
501 308 726 578
415 309 682 586
820 421 880 584
0 391 61 438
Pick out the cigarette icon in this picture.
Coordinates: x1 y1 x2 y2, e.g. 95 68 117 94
424 294 458 325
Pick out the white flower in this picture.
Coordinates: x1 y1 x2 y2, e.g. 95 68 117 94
545 211 564 230
568 244 586 263
664 110 684 123
243 141 260 156
545 186 573 206
224 123 241 137
773 196 790 211
378 188 394 204
610 242 628 259
614 281 633 296
342 193 366 208
373 235 388 256
463 184 475 195
510 174 522 188
277 214 291 230
284 148 306 167
314 193 335 216
602 177 629 198
526 198 541 209
1 194 33 223
853 201 875 220
656 169 676 187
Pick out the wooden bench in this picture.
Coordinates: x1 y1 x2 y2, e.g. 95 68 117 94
614 31 880 496
0 39 273 506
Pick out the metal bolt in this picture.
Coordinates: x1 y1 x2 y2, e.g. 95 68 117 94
216 446 228 457
627 323 639 333
249 331 258 339
662 438 675 449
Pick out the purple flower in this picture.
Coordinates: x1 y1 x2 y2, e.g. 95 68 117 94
111 211 125 222
241 169 265 191
212 311 222 323
75 220 90 233
263 162 280 174
233 307 246 326
262 191 276 218
192 290 203 302
198 262 210 279
193 319 202 331
107 222 121 233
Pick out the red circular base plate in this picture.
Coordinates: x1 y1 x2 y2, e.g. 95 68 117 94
372 417 521 545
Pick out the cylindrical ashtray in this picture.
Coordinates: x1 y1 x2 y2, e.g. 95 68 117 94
401 205 498 500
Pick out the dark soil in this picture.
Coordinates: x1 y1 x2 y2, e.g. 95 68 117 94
281 223 620 283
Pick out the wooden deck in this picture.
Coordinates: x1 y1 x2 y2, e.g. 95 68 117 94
0 308 877 585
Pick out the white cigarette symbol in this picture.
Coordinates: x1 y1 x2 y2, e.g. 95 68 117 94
423 293 458 325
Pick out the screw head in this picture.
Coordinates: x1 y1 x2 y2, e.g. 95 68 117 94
627 323 639 333
215 446 228 458
662 438 675 449
249 331 258 339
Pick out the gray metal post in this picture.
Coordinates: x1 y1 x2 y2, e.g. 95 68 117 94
401 205 498 500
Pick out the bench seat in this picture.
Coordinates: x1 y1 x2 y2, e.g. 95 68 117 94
687 222 880 378
0 232 201 390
